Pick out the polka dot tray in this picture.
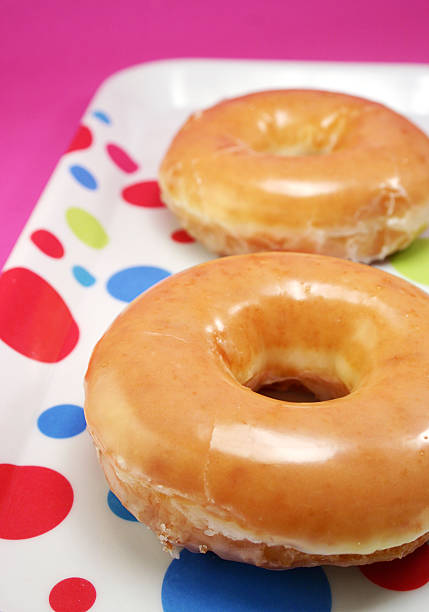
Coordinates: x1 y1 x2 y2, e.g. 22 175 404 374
1 59 429 611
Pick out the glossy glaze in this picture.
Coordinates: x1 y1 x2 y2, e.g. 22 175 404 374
159 90 429 262
85 253 429 561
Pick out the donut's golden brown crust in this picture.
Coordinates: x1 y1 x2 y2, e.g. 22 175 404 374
159 90 429 262
85 253 429 567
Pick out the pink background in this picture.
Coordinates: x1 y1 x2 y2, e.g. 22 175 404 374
2 0 429 269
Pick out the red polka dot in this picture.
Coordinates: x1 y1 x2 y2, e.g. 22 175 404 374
171 229 195 243
0 267 79 362
122 180 165 207
360 545 429 591
31 229 65 259
106 143 139 173
0 464 73 539
49 578 96 612
66 125 93 153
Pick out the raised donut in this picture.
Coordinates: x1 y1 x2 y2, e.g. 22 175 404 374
85 252 429 568
159 90 429 262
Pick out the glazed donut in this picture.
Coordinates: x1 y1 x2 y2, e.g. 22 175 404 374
85 252 429 568
159 90 429 262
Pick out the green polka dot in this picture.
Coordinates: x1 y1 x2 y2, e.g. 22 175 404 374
66 207 109 249
390 238 429 285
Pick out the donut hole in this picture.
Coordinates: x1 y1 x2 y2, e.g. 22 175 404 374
255 378 348 403
247 113 351 157
252 141 332 157
252 376 350 403
214 293 375 404
234 349 356 404
243 365 351 403
257 380 318 402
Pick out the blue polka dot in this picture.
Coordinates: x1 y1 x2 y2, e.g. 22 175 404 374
69 165 98 190
37 404 86 438
107 490 137 521
106 266 171 302
72 265 96 287
92 110 111 124
162 550 331 612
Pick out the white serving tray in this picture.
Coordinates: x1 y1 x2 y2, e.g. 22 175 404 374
1 59 429 612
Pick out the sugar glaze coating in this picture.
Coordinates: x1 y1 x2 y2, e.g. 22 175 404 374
159 90 429 262
85 253 429 567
